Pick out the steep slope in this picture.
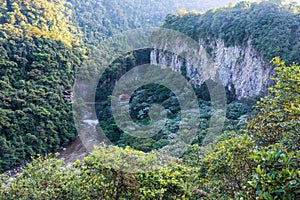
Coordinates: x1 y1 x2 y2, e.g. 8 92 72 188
0 0 255 172
151 1 300 99
68 0 252 43
0 0 83 172
151 39 273 99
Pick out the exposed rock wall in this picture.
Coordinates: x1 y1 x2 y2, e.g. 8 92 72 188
150 39 273 99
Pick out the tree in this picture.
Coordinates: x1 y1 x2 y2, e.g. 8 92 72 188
177 8 188 16
0 145 200 199
249 146 300 199
198 134 255 199
248 57 300 151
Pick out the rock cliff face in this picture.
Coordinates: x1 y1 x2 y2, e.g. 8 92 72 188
150 39 273 99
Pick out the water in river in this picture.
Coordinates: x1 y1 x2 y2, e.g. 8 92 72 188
4 118 104 176
58 118 108 164
58 138 88 164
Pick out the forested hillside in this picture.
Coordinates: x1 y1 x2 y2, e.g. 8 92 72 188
68 0 251 43
163 1 300 64
0 0 259 173
0 0 255 173
0 0 300 199
0 0 83 171
95 49 254 152
95 1 300 154
1 58 300 199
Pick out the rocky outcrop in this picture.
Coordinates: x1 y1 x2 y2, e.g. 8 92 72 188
150 39 273 99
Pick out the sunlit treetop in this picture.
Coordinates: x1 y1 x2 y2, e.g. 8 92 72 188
0 0 81 47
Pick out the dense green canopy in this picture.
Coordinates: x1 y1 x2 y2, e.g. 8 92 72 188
0 0 300 199
0 0 82 172
163 1 300 64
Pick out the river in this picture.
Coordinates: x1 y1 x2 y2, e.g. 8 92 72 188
4 117 105 176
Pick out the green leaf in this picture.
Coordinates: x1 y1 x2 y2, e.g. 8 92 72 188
263 192 273 200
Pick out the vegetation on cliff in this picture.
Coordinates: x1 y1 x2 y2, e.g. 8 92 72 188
163 1 300 65
1 59 299 199
0 0 299 199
